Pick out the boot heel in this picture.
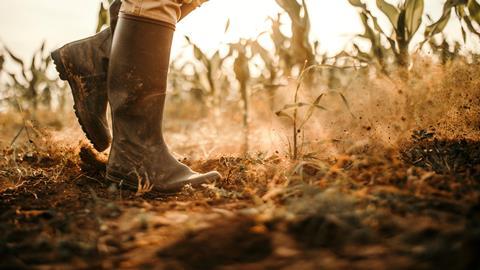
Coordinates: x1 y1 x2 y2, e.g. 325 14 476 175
51 49 68 81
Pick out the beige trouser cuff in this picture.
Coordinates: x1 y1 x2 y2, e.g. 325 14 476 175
120 0 208 26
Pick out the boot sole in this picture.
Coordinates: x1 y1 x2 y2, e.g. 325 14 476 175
106 170 221 195
51 48 111 152
106 172 178 195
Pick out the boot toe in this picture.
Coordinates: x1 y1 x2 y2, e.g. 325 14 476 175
156 171 222 193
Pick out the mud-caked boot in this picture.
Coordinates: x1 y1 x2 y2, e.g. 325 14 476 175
106 15 221 193
51 0 121 152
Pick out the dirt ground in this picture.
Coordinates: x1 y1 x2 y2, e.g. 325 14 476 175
2 60 480 269
0 124 479 270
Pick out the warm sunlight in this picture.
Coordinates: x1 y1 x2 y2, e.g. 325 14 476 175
0 0 474 60
176 0 364 55
0 0 364 58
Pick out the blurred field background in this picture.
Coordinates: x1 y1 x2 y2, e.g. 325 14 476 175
1 0 479 156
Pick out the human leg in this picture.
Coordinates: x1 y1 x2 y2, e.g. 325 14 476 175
106 2 221 193
51 0 122 151
51 0 205 152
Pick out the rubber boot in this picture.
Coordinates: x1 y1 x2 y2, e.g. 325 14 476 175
106 15 221 193
51 0 121 152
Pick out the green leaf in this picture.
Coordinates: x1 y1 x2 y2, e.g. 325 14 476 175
425 9 452 36
185 36 209 66
405 0 424 40
468 0 480 25
96 2 108 33
463 15 480 38
330 91 355 118
279 102 311 111
275 0 302 25
275 110 294 122
299 94 327 130
224 18 231 34
348 0 366 8
376 0 400 29
461 24 467 42
312 94 325 107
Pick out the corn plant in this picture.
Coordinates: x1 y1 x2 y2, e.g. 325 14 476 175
424 0 480 43
184 35 229 110
96 0 114 32
2 42 66 113
349 0 425 69
275 0 316 70
428 35 461 64
276 65 324 160
243 15 291 111
249 37 284 109
247 8 320 110
275 64 355 160
229 39 252 154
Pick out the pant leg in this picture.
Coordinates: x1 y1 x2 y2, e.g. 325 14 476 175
120 0 209 25
120 0 183 25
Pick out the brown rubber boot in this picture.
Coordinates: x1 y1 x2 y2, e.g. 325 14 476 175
106 15 221 193
51 0 121 152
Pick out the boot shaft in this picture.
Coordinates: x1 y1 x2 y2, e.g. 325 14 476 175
108 16 175 144
106 15 222 192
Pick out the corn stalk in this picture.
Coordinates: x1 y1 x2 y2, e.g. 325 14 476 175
275 0 316 70
428 35 461 64
349 0 425 68
275 65 326 160
230 40 252 155
247 6 317 110
184 35 229 111
276 63 357 160
245 15 291 110
248 37 288 110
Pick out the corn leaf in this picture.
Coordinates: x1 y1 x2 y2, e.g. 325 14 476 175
279 102 311 111
468 0 480 25
0 54 4 71
275 0 302 25
299 94 327 130
96 3 108 33
275 110 294 122
461 23 467 42
185 36 209 66
233 53 250 85
463 15 480 38
348 0 366 8
224 18 231 34
405 0 424 40
376 0 400 30
330 91 355 118
425 9 452 36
